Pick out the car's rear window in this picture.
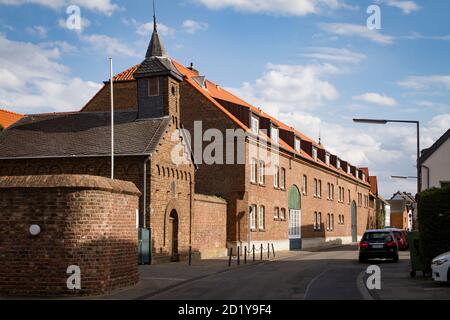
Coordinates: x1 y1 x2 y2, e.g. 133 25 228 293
363 232 392 242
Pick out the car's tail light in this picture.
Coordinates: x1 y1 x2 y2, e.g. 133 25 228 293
359 241 369 249
386 241 397 248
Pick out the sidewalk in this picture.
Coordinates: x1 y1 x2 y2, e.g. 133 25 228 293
363 252 450 300
95 250 299 300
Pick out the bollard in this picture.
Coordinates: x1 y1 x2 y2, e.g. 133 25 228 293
228 247 233 267
189 246 192 266
237 246 240 265
272 243 276 258
260 244 263 261
244 246 247 264
253 244 255 262
267 243 270 259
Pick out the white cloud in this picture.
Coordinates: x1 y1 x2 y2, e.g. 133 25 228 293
377 0 421 15
136 21 176 38
320 23 395 44
195 0 356 16
353 92 398 107
398 75 450 90
302 47 367 64
0 33 100 113
182 20 209 34
80 33 140 58
229 62 340 113
26 25 48 38
0 0 119 15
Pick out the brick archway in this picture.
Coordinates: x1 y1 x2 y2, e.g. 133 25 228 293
162 199 184 249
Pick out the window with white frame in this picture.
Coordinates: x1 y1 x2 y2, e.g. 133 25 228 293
314 179 318 197
274 207 279 220
318 180 322 198
302 175 308 195
325 153 330 166
327 213 331 231
251 115 259 134
327 183 331 199
312 147 318 160
259 161 265 185
318 212 322 230
347 165 351 175
250 158 257 183
336 159 341 169
295 137 301 152
250 205 257 230
314 212 318 230
331 214 334 230
259 206 265 230
362 173 366 181
331 184 334 200
274 165 279 188
280 168 286 190
281 208 286 220
271 126 279 144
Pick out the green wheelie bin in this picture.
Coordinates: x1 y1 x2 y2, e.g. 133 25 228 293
407 232 425 278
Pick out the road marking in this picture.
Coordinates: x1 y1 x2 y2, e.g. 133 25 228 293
304 269 330 300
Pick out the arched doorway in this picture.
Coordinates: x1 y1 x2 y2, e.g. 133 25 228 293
168 210 179 262
351 201 358 242
288 185 302 250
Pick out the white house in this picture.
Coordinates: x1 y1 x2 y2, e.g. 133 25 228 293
420 129 450 191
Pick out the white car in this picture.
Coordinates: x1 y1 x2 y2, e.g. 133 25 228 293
431 252 450 282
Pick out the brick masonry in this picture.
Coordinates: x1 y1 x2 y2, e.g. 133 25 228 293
0 175 140 297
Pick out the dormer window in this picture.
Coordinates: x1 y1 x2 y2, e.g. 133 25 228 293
325 153 330 166
362 173 366 181
148 78 159 96
271 126 279 144
295 137 301 152
251 115 259 134
347 166 351 175
312 147 318 160
336 159 341 169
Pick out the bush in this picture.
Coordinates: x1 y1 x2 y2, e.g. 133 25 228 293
418 185 450 270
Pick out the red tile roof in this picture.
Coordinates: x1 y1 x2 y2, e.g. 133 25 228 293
0 109 23 129
108 61 369 186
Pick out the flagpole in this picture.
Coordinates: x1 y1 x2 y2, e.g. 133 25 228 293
109 58 114 180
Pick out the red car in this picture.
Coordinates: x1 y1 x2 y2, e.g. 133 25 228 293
386 229 408 251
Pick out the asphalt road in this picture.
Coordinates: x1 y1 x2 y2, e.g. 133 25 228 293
149 245 369 300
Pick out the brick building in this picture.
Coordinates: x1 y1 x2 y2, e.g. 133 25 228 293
78 17 375 250
0 21 227 263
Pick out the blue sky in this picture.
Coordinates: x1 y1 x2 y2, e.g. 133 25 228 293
0 0 449 197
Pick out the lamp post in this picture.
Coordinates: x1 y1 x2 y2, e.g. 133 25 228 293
353 119 421 196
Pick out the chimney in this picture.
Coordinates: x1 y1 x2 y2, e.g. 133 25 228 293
188 62 199 76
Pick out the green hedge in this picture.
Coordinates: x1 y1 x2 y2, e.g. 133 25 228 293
418 185 450 270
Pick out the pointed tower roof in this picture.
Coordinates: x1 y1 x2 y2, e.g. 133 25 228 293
134 1 183 81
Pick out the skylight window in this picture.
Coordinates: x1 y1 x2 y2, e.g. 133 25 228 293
295 137 301 152
271 126 279 144
251 115 259 134
312 147 318 160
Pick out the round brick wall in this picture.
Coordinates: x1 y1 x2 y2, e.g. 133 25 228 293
0 175 141 297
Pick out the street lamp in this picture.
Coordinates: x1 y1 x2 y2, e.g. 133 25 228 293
353 118 421 196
